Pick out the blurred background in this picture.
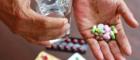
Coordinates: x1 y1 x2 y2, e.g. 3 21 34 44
0 0 140 60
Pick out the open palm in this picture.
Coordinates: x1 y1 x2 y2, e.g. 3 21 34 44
73 0 139 60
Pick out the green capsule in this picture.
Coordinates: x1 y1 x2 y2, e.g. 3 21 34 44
113 28 118 34
96 28 103 34
91 25 97 34
110 31 116 40
97 29 104 36
111 26 115 30
94 32 99 36
111 25 115 29
95 28 99 32
100 29 105 34
111 25 118 34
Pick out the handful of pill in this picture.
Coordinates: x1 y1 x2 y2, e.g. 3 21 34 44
91 24 118 41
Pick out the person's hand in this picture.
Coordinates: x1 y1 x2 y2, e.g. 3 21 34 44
0 0 69 46
73 0 139 60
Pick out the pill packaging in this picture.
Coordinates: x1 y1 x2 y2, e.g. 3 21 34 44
68 53 86 60
35 51 61 60
46 37 88 54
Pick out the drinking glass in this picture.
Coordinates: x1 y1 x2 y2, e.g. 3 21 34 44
31 0 72 42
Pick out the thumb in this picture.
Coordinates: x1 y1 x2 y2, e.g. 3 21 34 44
118 1 139 28
45 17 69 29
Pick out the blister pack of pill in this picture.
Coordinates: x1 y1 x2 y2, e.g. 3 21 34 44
45 37 88 54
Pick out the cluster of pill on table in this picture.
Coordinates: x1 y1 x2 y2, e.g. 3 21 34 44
46 37 88 54
91 24 118 42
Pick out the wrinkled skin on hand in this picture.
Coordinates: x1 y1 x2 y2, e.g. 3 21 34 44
73 0 139 60
0 0 70 46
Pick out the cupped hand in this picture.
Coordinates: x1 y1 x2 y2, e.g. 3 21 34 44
73 0 139 60
0 0 70 46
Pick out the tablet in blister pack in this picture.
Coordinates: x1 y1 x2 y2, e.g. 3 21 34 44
46 37 88 54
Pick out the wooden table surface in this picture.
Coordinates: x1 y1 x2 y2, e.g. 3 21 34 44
0 0 140 60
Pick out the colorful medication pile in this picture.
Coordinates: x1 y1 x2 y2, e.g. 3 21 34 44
91 24 118 41
46 37 88 54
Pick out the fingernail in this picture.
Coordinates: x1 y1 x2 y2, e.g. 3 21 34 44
126 48 132 56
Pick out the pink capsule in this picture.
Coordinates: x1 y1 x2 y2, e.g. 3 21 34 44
64 45 71 51
79 40 86 45
104 25 111 32
72 39 78 44
103 32 111 41
64 38 71 43
71 46 78 52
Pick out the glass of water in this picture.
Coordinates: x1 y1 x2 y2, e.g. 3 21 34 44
31 0 72 42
